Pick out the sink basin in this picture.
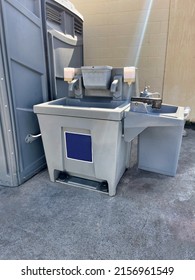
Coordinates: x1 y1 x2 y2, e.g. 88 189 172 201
34 97 130 121
130 102 179 115
146 104 178 114
48 96 128 109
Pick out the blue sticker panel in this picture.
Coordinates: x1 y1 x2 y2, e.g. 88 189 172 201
65 132 92 162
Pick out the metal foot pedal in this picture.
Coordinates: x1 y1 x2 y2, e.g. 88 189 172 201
56 172 109 194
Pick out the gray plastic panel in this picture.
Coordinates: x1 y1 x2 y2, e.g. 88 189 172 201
0 112 11 186
16 0 40 17
46 0 83 99
138 126 184 176
48 31 83 99
0 31 17 186
52 0 83 20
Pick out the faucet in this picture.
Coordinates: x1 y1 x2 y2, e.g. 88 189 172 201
140 86 161 98
131 86 162 109
110 78 119 93
140 86 149 97
69 78 79 92
131 96 162 109
110 76 123 100
68 75 83 98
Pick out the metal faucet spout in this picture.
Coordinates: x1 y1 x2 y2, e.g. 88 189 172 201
110 79 119 93
69 78 79 92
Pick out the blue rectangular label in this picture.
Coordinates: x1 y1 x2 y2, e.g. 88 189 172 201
65 132 93 163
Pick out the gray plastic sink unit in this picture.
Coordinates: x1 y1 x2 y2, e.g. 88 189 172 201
34 66 186 196
34 66 137 196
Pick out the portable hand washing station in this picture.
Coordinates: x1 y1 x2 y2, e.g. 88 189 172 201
34 66 186 196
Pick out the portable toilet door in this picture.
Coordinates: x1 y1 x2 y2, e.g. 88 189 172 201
0 0 48 186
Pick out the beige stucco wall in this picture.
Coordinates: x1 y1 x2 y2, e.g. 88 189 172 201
163 0 195 120
71 0 194 119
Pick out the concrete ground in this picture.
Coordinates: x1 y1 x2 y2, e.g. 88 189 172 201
0 129 195 260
